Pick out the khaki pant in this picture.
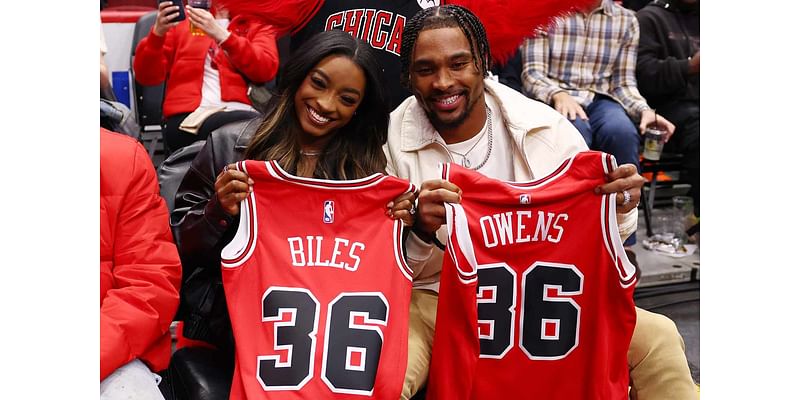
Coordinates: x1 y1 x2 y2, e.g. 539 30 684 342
401 289 697 400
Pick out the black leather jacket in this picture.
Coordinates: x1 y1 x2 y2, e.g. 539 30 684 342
170 117 261 350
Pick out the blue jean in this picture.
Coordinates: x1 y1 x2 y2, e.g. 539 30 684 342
570 96 641 245
570 96 641 169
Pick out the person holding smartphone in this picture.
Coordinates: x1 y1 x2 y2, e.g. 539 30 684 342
133 1 280 154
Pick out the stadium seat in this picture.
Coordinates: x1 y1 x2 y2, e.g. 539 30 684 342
130 10 167 162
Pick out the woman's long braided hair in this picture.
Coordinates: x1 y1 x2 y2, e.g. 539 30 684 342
399 5 492 89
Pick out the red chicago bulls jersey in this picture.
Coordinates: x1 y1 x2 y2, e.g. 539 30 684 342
427 151 637 400
220 160 416 399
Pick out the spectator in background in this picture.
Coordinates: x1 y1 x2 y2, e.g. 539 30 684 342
520 0 675 247
636 0 700 216
133 1 279 153
100 128 181 399
491 48 524 93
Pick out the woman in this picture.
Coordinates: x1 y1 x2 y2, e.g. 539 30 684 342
134 1 279 153
170 29 414 360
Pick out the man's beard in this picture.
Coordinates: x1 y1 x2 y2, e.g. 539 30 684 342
425 91 478 130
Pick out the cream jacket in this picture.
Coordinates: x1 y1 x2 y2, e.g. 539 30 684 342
384 78 637 289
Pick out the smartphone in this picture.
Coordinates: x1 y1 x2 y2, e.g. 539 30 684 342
165 0 186 22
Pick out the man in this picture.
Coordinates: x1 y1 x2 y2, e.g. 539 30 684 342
384 5 697 399
520 0 675 247
100 128 182 399
636 0 700 217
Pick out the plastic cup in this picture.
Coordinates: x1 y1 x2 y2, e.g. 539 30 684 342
672 195 695 231
642 127 666 161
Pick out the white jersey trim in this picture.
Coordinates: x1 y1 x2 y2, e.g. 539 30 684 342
597 152 636 287
221 161 259 268
265 160 389 191
394 220 414 282
444 203 478 284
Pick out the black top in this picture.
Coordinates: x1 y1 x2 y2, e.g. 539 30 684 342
291 0 441 110
636 0 700 108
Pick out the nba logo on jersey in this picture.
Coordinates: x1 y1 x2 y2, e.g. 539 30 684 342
519 194 531 204
323 200 335 223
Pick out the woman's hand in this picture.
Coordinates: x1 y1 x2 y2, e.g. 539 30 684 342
153 1 182 37
214 163 253 216
386 191 418 227
186 5 231 43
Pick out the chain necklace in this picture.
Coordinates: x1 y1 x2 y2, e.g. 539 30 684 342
445 107 493 170
300 150 321 157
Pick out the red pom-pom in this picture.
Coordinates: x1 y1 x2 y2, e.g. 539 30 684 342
215 0 324 35
447 0 597 64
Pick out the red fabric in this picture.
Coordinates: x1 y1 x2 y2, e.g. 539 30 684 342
428 153 637 399
133 16 279 118
100 128 182 380
101 9 156 23
447 0 598 64
221 160 414 399
214 0 324 35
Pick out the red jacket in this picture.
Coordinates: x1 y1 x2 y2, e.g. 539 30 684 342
100 128 181 380
133 15 279 118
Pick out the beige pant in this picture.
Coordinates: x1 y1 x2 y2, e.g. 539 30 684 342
401 289 697 400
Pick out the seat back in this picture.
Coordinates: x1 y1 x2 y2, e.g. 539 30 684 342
131 11 165 129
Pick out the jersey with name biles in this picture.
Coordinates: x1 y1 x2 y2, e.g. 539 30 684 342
427 151 638 400
221 160 416 399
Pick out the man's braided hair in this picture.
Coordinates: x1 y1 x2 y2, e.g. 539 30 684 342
399 5 492 89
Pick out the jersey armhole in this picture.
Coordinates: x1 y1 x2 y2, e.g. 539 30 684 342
393 183 419 282
601 193 637 288
393 219 414 282
444 203 478 284
221 162 259 268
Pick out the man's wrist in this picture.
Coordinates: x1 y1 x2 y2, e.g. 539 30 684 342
216 30 231 45
411 224 435 243
412 224 446 251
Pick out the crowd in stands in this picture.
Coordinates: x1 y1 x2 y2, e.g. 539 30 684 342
100 0 700 398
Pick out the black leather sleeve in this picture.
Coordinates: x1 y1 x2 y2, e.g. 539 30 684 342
169 118 257 347
171 130 240 276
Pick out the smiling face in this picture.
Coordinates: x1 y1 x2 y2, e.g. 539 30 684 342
293 54 367 148
409 27 486 140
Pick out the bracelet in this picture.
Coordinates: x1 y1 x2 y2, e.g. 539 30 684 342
412 226 446 251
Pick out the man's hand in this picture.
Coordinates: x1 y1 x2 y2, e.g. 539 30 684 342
386 191 418 227
186 6 231 43
595 163 646 214
153 1 182 37
688 51 700 75
214 163 253 216
413 179 462 239
639 109 676 142
552 92 588 121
